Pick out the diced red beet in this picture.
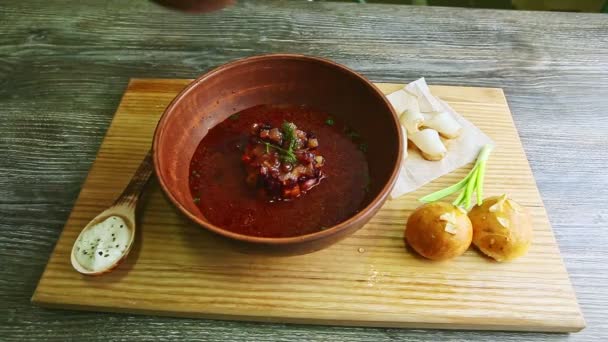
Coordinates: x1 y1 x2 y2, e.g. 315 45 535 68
242 122 325 201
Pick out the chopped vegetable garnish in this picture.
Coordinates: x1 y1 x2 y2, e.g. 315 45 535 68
229 113 240 120
282 122 298 157
325 117 334 126
418 144 493 208
243 121 325 201
263 141 297 164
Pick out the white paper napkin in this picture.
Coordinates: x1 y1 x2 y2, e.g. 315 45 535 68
388 78 494 199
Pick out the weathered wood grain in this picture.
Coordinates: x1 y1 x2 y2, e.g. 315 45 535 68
1 0 607 341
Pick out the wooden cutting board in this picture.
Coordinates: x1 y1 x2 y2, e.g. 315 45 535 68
32 79 584 332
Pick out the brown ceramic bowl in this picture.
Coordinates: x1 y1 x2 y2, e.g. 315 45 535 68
151 0 234 13
153 54 402 255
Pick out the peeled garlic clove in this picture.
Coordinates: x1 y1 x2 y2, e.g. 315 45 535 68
387 88 424 134
399 109 424 134
386 89 416 116
409 129 447 161
444 223 458 235
496 216 510 228
440 211 458 234
440 211 458 223
422 111 463 139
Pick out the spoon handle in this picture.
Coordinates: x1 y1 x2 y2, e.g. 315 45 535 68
113 150 154 208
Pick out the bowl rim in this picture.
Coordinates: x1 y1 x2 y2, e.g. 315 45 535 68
152 53 403 245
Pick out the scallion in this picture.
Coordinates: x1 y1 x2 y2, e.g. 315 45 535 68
418 144 493 209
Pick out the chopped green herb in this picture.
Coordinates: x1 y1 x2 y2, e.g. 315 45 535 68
325 117 334 126
263 142 297 164
280 152 297 165
320 226 328 231
282 122 298 152
260 122 298 164
193 197 200 204
358 143 368 153
229 113 240 120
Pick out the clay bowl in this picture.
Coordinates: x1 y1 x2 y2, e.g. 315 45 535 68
153 54 402 256
151 0 234 13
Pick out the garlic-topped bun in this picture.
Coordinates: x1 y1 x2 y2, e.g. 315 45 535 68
405 202 473 261
468 195 533 262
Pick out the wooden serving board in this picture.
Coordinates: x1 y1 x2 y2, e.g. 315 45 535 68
33 79 584 332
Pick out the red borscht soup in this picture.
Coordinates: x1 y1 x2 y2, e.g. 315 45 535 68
189 105 370 238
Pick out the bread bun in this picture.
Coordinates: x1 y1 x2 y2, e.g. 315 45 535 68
405 202 473 261
468 195 533 262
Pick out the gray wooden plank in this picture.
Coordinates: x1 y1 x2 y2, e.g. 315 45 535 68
1 0 607 340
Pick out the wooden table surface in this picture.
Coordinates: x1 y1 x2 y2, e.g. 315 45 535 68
1 1 606 341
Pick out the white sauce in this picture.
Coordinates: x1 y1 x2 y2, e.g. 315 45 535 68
74 216 130 272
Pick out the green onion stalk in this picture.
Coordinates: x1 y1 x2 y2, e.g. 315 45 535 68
418 144 493 209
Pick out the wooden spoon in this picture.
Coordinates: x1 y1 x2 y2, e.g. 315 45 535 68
71 151 154 275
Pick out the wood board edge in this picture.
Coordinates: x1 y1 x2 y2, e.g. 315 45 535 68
31 298 585 333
